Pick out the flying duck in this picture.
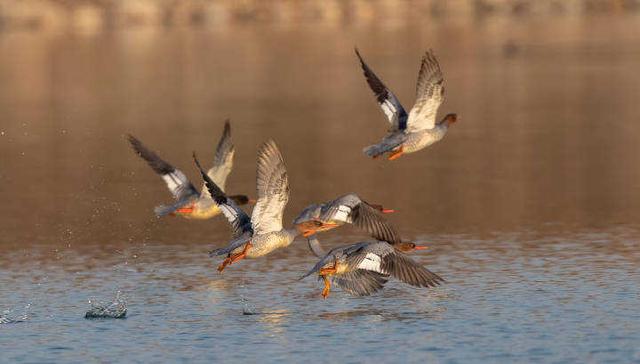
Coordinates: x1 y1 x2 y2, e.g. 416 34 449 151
301 236 441 298
127 120 250 219
194 140 299 272
356 48 458 160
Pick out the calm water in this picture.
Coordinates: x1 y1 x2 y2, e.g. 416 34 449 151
2 13 640 363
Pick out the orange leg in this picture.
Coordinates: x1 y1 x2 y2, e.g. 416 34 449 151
217 242 252 273
321 275 331 299
319 262 338 299
387 146 404 161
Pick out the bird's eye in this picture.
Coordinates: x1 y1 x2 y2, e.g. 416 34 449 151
313 221 323 227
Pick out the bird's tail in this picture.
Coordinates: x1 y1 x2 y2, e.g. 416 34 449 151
363 134 405 158
363 142 399 158
208 248 226 257
154 203 179 217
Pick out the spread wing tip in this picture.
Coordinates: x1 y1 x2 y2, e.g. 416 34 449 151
193 152 226 204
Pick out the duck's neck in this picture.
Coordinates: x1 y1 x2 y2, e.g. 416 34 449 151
288 227 300 238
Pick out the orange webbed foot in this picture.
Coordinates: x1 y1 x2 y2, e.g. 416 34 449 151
321 275 331 299
387 146 404 161
217 242 252 273
217 258 232 273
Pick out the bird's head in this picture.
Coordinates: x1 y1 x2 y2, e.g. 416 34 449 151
367 203 395 214
441 113 458 126
396 241 429 252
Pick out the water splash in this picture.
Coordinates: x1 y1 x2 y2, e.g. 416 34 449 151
240 294 257 315
1 303 31 324
85 291 127 319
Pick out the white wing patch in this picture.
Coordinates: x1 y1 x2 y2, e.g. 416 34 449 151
357 253 383 273
381 100 398 121
161 170 189 198
333 205 352 223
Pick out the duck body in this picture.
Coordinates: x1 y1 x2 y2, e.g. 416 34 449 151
232 229 298 258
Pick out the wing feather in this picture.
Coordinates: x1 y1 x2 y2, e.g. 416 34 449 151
201 120 235 198
381 251 445 288
351 203 402 244
407 50 445 132
128 135 199 203
355 48 408 131
251 140 289 235
333 270 389 296
193 153 253 246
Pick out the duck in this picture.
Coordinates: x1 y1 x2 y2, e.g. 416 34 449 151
293 193 398 242
301 235 442 298
193 139 299 272
127 120 250 219
355 48 458 160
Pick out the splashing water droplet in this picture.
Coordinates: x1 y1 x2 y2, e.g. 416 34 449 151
85 291 127 319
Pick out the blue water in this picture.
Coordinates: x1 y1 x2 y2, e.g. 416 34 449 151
2 229 639 363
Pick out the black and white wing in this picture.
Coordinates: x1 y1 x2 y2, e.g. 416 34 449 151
406 50 445 132
251 140 289 235
355 48 408 131
193 153 253 256
320 194 401 243
350 203 401 244
346 242 444 288
200 120 235 199
380 249 444 288
128 135 199 214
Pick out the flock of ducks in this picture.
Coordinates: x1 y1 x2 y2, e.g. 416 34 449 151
128 49 457 298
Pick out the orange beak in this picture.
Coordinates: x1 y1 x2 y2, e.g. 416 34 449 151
302 230 316 238
413 245 429 250
381 209 395 214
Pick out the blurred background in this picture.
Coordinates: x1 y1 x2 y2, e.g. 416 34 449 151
0 0 640 246
1 0 639 248
2 1 640 363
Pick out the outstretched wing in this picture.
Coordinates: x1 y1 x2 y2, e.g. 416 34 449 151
201 120 235 198
320 194 401 243
381 251 445 288
251 140 289 235
128 134 199 202
193 153 252 242
406 50 445 132
333 270 389 296
350 203 402 244
355 48 408 131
